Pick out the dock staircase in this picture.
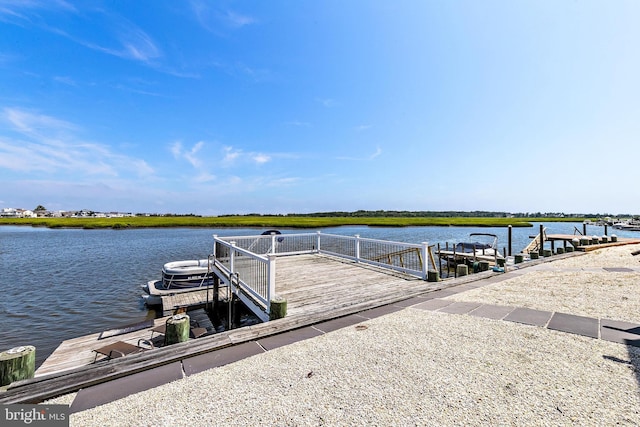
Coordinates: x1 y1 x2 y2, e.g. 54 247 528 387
522 227 547 254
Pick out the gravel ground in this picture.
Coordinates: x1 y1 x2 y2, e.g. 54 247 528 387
447 243 640 323
52 244 640 426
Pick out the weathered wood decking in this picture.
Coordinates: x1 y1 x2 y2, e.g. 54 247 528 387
36 309 216 378
35 254 425 377
273 253 425 316
35 317 171 377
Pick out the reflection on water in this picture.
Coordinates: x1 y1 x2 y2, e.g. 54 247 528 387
0 222 632 367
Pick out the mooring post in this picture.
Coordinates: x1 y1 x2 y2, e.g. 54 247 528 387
0 346 35 386
166 314 190 345
437 243 442 278
583 222 587 236
539 224 544 253
508 225 512 257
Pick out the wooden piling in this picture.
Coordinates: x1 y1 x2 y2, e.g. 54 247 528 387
456 264 468 277
427 270 440 282
165 314 190 344
0 346 35 387
269 295 287 320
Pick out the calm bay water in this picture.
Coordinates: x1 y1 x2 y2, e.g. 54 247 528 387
0 222 631 367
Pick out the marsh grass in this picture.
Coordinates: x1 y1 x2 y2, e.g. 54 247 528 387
0 216 588 229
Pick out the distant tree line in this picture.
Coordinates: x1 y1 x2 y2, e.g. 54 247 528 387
221 210 631 218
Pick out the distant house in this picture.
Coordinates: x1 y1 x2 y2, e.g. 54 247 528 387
1 208 38 218
1 208 19 217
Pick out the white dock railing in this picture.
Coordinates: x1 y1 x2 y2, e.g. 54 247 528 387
212 232 430 320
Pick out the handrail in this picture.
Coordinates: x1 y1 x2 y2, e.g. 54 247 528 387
212 232 430 321
212 237 273 322
215 232 430 278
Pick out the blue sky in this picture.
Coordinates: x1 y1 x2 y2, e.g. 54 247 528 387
1 1 638 215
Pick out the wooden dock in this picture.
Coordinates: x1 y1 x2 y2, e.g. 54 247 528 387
33 254 429 378
160 287 227 316
272 253 424 318
36 309 215 377
544 234 640 252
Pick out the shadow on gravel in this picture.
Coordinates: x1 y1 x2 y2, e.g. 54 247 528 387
599 321 640 395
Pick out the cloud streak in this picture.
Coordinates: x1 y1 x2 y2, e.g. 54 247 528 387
0 107 154 178
222 146 272 166
190 1 256 32
0 2 167 70
171 140 205 169
337 147 382 161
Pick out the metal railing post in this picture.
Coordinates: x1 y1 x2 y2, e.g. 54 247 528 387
267 254 277 312
271 234 276 254
229 241 236 287
212 234 218 258
355 234 361 263
316 231 321 253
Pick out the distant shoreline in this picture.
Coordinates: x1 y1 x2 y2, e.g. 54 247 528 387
0 216 591 230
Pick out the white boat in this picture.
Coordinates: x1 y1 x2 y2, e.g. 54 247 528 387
141 259 215 306
612 220 640 231
437 233 504 268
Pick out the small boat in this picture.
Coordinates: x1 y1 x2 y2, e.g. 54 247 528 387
437 233 504 269
141 259 215 306
613 220 640 231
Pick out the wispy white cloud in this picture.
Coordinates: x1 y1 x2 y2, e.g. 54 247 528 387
0 0 76 23
53 21 162 64
222 145 241 163
236 62 270 82
1 2 164 68
252 154 271 164
285 121 312 127
171 140 206 168
267 177 300 186
354 124 373 132
190 1 256 32
222 146 274 166
0 107 154 177
317 98 338 108
53 76 77 86
193 172 216 183
337 147 382 161
224 10 256 28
